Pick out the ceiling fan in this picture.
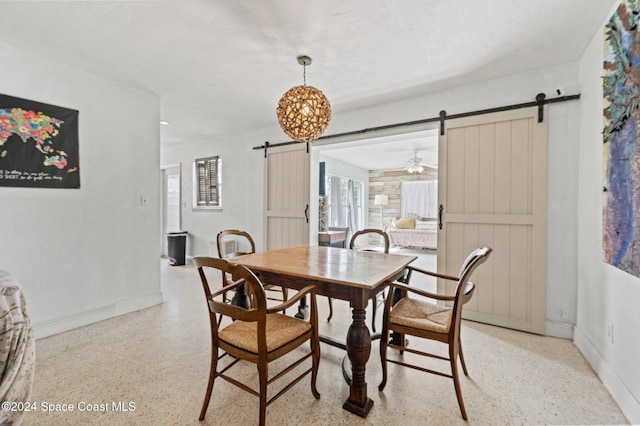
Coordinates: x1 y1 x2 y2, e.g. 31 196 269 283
406 151 430 174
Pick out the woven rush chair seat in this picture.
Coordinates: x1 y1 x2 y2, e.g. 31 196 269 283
219 314 312 353
389 297 453 334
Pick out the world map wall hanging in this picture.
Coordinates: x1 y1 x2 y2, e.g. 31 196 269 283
603 0 640 277
0 94 79 189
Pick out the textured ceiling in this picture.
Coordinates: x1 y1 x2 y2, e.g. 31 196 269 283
0 0 616 167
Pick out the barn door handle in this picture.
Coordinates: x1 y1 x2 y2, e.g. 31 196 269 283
438 204 443 230
304 204 309 223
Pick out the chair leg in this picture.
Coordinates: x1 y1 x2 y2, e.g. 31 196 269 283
310 335 321 399
282 287 288 314
199 345 218 420
326 297 333 322
450 347 468 420
378 324 389 391
371 297 377 333
459 336 469 376
371 291 386 333
258 362 268 426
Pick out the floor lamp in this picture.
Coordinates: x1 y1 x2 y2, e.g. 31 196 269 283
374 194 388 229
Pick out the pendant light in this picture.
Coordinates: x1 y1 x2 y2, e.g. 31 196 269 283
276 56 331 142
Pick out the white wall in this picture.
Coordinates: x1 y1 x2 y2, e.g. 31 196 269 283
319 154 370 184
0 43 162 338
574 1 640 422
160 127 281 256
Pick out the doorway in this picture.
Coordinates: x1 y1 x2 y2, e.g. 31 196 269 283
314 129 439 291
315 129 439 232
161 164 181 257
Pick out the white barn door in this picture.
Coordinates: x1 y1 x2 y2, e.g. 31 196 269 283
438 107 547 334
265 143 310 250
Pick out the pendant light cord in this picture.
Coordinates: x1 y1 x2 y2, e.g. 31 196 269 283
303 63 307 86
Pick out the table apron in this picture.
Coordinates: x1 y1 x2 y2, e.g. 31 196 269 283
252 268 405 304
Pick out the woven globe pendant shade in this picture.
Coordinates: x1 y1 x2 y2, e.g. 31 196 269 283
276 56 331 142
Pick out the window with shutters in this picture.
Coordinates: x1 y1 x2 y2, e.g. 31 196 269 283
192 156 222 210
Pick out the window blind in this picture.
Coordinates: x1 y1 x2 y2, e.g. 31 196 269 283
195 156 220 207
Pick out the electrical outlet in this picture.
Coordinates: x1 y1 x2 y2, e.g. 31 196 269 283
607 322 614 344
561 309 569 320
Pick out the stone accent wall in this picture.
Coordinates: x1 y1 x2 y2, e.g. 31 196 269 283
368 167 437 229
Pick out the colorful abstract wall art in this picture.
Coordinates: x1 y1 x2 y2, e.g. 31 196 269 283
0 94 79 189
603 0 640 277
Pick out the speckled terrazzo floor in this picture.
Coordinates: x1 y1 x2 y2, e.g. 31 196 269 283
24 253 628 425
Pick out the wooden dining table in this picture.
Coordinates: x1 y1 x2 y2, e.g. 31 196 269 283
233 244 416 418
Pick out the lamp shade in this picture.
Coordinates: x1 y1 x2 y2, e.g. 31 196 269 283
374 194 389 206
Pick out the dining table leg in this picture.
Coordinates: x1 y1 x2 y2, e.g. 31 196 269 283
342 291 373 417
230 283 251 309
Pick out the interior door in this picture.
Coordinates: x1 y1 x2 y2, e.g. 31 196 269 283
438 107 547 334
265 143 310 249
162 165 181 256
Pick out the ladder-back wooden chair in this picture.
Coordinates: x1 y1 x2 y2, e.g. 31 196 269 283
378 247 492 420
217 229 287 308
326 228 390 332
194 256 320 426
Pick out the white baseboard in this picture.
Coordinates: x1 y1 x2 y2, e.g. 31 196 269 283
574 326 640 424
33 291 163 339
545 320 574 339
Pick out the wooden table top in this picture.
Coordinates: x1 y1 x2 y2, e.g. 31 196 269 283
234 245 417 289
